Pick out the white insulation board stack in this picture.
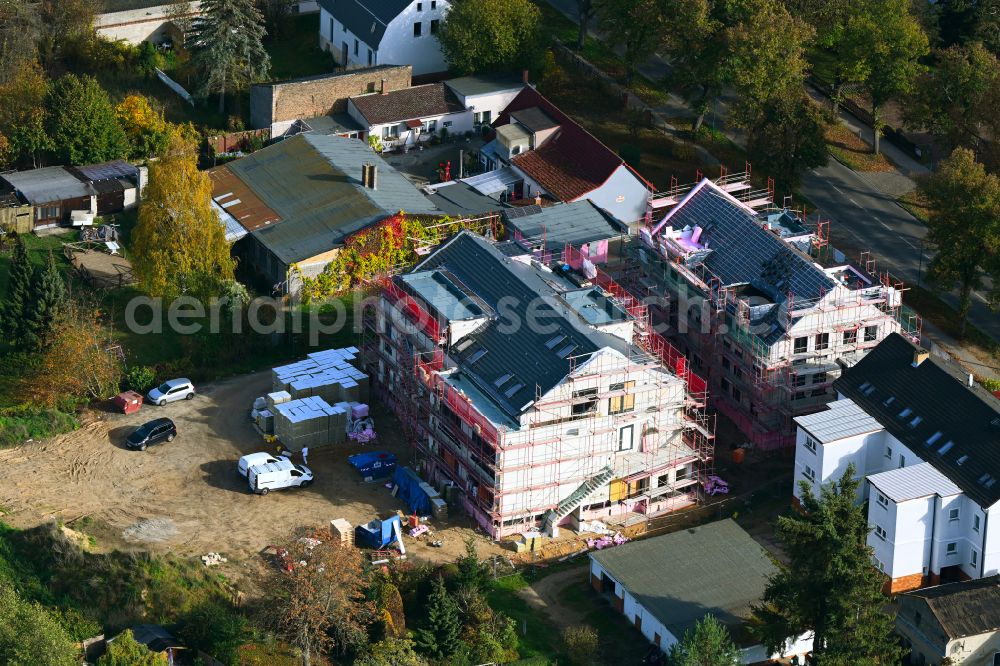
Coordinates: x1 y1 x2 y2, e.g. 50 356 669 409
271 347 369 405
273 395 351 451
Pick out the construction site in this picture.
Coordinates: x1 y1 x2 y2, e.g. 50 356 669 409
362 229 715 540
630 166 923 451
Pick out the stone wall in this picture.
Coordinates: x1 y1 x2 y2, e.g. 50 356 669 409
250 65 413 130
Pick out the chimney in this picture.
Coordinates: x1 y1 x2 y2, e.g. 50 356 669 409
361 163 370 187
534 193 542 206
368 164 378 190
380 78 388 94
912 349 929 367
522 69 529 85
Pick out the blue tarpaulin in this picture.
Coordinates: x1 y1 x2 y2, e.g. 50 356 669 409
348 451 397 480
392 466 433 516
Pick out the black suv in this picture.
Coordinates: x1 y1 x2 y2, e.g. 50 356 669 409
126 418 177 450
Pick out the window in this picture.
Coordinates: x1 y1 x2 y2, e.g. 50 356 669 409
417 1 423 9
732 387 742 403
675 466 690 481
793 374 807 387
422 119 437 133
329 17 335 39
803 436 818 454
354 39 358 55
618 424 634 451
843 329 857 345
722 357 731 371
949 507 960 522
813 371 827 384
815 333 830 351
874 524 887 541
432 0 437 7
886 445 893 459
874 557 885 572
571 388 598 415
899 454 906 468
876 492 889 508
864 325 878 342
793 391 806 401
721 378 731 394
946 542 957 556
793 337 808 354
382 124 400 139
608 381 635 415
431 18 440 34
926 431 943 446
803 465 816 482
972 549 978 567
37 206 60 220
443 121 453 127
974 515 981 532
413 21 422 36
811 388 826 397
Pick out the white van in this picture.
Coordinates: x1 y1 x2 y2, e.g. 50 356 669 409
248 458 313 495
237 452 288 477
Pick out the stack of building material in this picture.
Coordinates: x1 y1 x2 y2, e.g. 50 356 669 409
271 347 369 404
267 391 291 410
256 409 274 434
272 396 351 451
329 519 354 546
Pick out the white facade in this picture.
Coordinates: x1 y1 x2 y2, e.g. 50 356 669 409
346 99 472 149
319 1 450 76
793 396 1000 591
443 80 525 130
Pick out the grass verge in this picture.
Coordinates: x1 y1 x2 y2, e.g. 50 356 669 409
825 124 895 173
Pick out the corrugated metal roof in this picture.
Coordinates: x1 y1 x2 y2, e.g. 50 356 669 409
794 398 884 443
1 166 94 203
591 519 778 638
502 200 623 249
868 462 962 503
72 160 138 182
216 134 439 264
444 75 524 99
424 182 504 216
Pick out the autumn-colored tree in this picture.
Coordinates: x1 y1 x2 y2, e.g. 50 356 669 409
116 94 172 160
0 59 51 169
268 538 375 666
30 301 123 408
131 132 236 299
919 148 1000 336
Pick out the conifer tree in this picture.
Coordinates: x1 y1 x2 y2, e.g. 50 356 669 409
415 576 461 659
669 615 740 666
23 249 67 349
3 232 32 345
751 465 904 664
188 0 271 114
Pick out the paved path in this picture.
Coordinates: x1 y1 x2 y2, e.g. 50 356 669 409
543 0 999 350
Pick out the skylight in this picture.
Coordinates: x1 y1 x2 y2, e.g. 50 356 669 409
557 344 578 359
454 337 475 352
861 383 876 396
858 381 872 392
503 382 525 398
493 373 513 387
956 455 969 465
883 396 895 407
899 407 913 419
938 441 955 455
545 334 567 350
978 473 996 488
467 348 488 364
926 431 943 446
909 416 923 428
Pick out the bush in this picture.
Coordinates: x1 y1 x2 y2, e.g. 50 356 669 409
125 366 157 394
668 139 697 163
562 625 599 666
978 376 1000 393
0 407 78 448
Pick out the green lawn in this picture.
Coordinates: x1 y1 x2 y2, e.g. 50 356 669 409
488 573 562 662
0 230 74 296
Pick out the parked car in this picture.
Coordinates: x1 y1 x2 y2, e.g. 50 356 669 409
147 378 195 406
126 418 177 451
248 459 313 495
238 452 288 477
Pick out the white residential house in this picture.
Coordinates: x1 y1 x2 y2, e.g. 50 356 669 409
443 76 526 131
318 0 450 76
346 82 472 150
792 333 1000 593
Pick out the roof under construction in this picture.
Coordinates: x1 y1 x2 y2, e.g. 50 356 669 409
211 134 440 264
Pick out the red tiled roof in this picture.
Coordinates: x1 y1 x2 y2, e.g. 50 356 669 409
496 87 626 202
350 83 465 126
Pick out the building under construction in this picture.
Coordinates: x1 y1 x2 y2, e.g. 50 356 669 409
362 230 714 539
633 171 922 451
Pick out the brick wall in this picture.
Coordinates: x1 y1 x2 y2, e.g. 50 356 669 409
885 572 927 594
250 65 413 129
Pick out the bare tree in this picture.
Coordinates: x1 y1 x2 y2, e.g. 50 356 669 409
267 536 376 666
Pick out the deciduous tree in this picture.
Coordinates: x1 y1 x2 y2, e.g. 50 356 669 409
188 0 271 114
97 629 167 666
178 600 248 665
0 586 79 666
751 465 905 664
131 133 236 299
905 42 1000 151
662 0 727 133
356 638 427 666
438 0 544 75
0 0 41 85
919 147 1000 336
116 94 172 160
574 0 601 49
38 0 98 71
414 576 462 659
745 95 828 191
268 538 375 666
46 73 128 165
0 59 51 169
598 0 666 85
2 232 32 346
668 614 739 666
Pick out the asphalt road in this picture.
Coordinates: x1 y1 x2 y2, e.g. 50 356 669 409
543 0 999 343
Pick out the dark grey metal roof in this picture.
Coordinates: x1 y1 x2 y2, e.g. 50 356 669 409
228 134 439 264
503 200 624 250
903 575 1000 639
425 182 506 217
834 333 1000 507
591 519 778 638
317 0 412 50
510 107 559 132
662 180 836 304
0 166 94 204
300 113 365 135
72 160 138 182
407 231 629 422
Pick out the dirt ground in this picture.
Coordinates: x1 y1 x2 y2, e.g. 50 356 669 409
0 371 502 566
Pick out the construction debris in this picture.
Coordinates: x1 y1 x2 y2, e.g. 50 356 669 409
201 552 228 566
586 532 630 550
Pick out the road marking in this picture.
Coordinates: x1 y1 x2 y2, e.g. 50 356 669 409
849 198 863 209
831 184 844 194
